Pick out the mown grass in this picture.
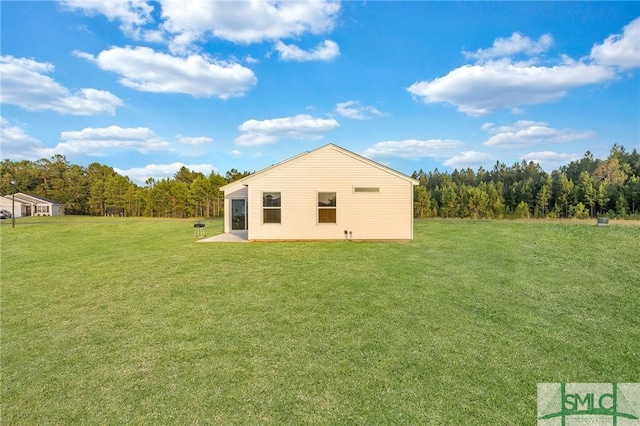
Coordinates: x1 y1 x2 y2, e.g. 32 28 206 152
1 217 639 424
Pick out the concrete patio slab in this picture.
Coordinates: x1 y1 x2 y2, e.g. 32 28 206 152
197 232 249 243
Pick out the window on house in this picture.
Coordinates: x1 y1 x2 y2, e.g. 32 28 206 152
318 192 336 223
36 205 50 214
263 192 281 223
354 187 380 193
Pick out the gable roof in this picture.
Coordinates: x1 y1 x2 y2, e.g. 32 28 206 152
12 192 63 205
221 144 418 191
0 196 27 205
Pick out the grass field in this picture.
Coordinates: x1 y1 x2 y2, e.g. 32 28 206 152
1 217 638 424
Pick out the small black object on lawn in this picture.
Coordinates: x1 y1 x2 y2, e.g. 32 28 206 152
194 222 205 237
596 217 610 227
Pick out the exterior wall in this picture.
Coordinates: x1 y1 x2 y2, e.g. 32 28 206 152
222 184 248 233
33 203 63 216
0 196 26 217
246 147 414 240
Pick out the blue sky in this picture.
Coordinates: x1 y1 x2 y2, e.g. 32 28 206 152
1 1 639 184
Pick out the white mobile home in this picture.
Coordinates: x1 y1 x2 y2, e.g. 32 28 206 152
220 144 418 241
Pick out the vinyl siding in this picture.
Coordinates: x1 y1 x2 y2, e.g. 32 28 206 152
246 146 414 240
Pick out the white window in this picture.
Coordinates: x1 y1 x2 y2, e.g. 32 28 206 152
318 192 336 223
263 192 281 223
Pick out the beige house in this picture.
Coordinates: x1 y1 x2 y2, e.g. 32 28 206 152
220 144 418 241
0 192 64 217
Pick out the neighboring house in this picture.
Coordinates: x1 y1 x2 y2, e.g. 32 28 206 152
0 192 64 217
220 144 419 241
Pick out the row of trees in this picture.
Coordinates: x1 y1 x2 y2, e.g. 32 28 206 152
1 144 638 219
412 144 640 219
0 155 250 218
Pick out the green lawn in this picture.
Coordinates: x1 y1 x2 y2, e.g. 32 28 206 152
1 217 638 424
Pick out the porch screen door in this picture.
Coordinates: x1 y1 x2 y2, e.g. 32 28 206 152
231 199 246 231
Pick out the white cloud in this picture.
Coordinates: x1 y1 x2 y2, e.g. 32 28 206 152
158 0 340 52
42 125 172 157
464 32 553 62
235 114 339 146
407 21 640 116
407 59 615 116
177 135 213 145
235 133 279 147
76 47 256 99
114 162 216 185
0 55 123 115
362 139 463 160
444 151 492 169
0 117 46 160
274 40 340 62
175 134 214 157
227 149 264 160
61 0 154 39
482 120 594 147
65 0 341 54
335 101 385 120
522 150 581 170
591 17 640 70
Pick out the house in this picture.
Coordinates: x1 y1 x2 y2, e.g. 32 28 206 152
0 192 64 217
220 144 418 241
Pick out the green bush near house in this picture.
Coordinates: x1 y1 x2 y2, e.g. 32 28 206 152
1 217 638 424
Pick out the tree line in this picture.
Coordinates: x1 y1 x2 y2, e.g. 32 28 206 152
0 155 250 218
1 144 639 219
412 144 640 219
